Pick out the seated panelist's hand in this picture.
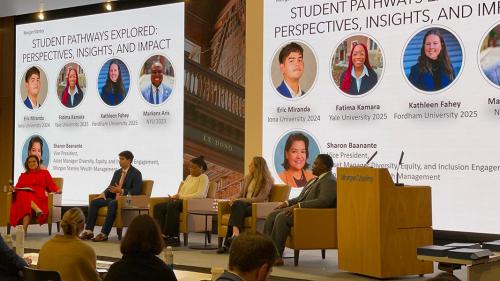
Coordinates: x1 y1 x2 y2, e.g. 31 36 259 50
94 193 106 200
171 194 180 200
24 257 32 265
285 204 298 216
275 201 288 210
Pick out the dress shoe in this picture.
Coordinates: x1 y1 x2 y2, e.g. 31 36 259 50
274 257 284 266
92 233 108 242
79 231 94 240
216 246 228 254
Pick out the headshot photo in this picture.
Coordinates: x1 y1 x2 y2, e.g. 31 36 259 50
139 55 175 105
403 27 463 93
98 58 130 106
56 63 86 108
271 41 317 99
22 135 50 170
20 66 48 110
274 130 320 188
479 23 500 87
332 35 383 96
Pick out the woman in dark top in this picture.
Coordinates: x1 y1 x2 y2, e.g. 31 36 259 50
104 215 177 281
339 42 378 95
0 235 28 281
100 60 126 106
408 29 456 92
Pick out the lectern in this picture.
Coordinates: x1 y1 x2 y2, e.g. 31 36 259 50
337 167 433 278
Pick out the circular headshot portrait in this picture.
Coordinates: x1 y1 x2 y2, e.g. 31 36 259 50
97 58 130 106
20 66 48 110
270 41 317 100
403 27 463 93
139 54 175 105
22 135 50 170
331 34 384 96
274 130 320 188
56 63 86 108
479 23 500 88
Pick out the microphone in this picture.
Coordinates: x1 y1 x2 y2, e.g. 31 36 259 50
395 151 404 186
365 151 378 166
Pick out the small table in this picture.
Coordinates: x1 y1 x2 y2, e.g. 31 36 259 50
418 252 500 281
187 210 218 250
121 206 149 215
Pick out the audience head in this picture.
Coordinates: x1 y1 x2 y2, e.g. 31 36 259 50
190 156 208 176
118 150 134 169
24 155 40 171
60 208 85 236
228 232 276 281
121 214 164 256
312 154 333 176
282 133 310 171
28 136 44 164
425 272 461 281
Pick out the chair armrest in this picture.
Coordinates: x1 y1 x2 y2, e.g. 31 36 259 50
253 202 282 219
148 197 170 216
217 201 231 221
185 198 215 212
293 208 336 227
128 195 148 208
89 194 100 202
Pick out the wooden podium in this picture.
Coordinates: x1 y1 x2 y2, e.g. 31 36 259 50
337 167 433 278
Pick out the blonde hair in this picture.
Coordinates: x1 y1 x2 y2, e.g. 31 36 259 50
246 157 274 197
60 208 85 236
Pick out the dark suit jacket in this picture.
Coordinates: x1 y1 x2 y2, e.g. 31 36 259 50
287 171 337 209
104 253 177 281
340 68 378 95
216 271 244 281
104 165 142 199
0 235 27 281
408 63 455 92
63 89 84 108
276 80 305 98
23 97 40 109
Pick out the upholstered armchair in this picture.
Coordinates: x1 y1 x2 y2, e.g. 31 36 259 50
285 208 338 266
149 181 217 246
89 179 153 240
3 177 63 235
217 184 291 248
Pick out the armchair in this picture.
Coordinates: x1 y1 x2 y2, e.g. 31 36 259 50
89 179 153 240
217 184 291 248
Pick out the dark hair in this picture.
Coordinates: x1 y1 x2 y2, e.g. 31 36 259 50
24 155 40 171
25 66 40 82
281 133 310 170
340 43 373 93
418 29 454 79
278 42 303 64
105 60 125 96
191 155 208 171
316 154 334 170
119 150 134 161
120 215 164 256
228 232 277 273
60 208 85 236
28 136 44 164
425 272 461 281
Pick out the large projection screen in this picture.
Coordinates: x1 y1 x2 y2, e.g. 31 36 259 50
14 3 184 203
263 0 500 233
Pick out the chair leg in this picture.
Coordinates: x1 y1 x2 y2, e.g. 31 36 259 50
183 233 188 246
294 250 300 266
321 249 326 259
206 231 211 244
218 237 223 249
56 222 60 233
48 223 52 235
7 224 10 235
117 228 123 240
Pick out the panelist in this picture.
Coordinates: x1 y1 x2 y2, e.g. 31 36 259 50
9 155 60 233
278 133 315 188
61 67 84 108
408 29 456 92
264 154 337 266
153 156 209 247
339 43 378 95
23 66 42 109
276 42 305 99
27 135 47 170
141 61 172 105
100 60 127 106
79 151 142 242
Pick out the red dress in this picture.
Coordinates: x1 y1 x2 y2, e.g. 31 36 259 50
9 169 58 226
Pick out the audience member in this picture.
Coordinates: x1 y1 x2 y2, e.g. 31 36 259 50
0 235 28 281
264 154 337 266
38 208 101 281
104 215 177 281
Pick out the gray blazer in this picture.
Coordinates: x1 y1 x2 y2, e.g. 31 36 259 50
287 171 337 209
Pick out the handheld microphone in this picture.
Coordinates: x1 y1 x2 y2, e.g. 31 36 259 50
365 151 378 166
395 151 404 186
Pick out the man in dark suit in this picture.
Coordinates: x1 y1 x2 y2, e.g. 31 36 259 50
264 154 336 265
276 42 305 99
80 150 142 242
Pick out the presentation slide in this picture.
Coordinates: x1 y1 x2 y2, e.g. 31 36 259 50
263 0 500 233
14 3 184 202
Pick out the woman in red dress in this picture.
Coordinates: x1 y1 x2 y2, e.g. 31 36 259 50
10 155 60 232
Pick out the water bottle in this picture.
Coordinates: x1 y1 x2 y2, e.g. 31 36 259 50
126 192 132 207
2 234 13 249
163 246 174 270
15 225 24 257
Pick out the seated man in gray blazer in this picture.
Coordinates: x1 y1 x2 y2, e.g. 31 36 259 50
264 154 336 266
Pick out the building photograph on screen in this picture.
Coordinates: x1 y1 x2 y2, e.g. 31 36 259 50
139 54 175 105
331 34 383 96
270 41 317 99
403 27 463 93
20 66 48 110
98 58 130 106
479 23 500 87
56 63 86 108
